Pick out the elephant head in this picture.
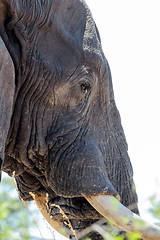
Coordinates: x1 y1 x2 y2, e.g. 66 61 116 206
1 1 160 239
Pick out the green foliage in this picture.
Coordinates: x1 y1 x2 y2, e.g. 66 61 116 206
149 194 160 220
126 233 142 240
112 236 124 240
0 177 32 240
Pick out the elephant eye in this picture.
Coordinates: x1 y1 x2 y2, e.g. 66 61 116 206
80 82 91 93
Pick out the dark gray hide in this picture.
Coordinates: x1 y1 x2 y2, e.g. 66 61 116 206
0 0 139 239
0 37 15 180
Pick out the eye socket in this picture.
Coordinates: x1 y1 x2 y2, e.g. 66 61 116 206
80 82 91 93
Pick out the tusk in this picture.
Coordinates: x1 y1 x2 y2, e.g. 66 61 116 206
86 195 160 240
32 193 70 238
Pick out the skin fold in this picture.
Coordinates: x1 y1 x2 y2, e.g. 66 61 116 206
0 1 140 239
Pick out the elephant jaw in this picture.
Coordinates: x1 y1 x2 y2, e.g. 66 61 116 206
33 193 160 240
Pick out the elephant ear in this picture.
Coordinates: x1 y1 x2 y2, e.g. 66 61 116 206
0 37 15 180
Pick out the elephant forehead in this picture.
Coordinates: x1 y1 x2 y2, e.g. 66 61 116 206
36 31 80 74
7 0 103 74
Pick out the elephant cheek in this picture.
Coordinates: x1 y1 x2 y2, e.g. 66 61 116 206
47 143 119 199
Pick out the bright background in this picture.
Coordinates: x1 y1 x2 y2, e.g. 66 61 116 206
2 1 160 239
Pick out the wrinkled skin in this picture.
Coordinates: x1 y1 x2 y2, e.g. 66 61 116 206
0 0 139 239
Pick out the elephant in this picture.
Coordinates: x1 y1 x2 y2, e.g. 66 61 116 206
0 0 160 239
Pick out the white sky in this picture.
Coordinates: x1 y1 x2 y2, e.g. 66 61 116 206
3 1 160 239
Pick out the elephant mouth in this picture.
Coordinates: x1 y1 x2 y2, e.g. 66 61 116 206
48 196 102 222
33 193 102 238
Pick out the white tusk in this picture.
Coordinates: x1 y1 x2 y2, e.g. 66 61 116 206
86 195 160 240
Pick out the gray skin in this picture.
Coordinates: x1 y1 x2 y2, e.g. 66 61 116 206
0 0 139 239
